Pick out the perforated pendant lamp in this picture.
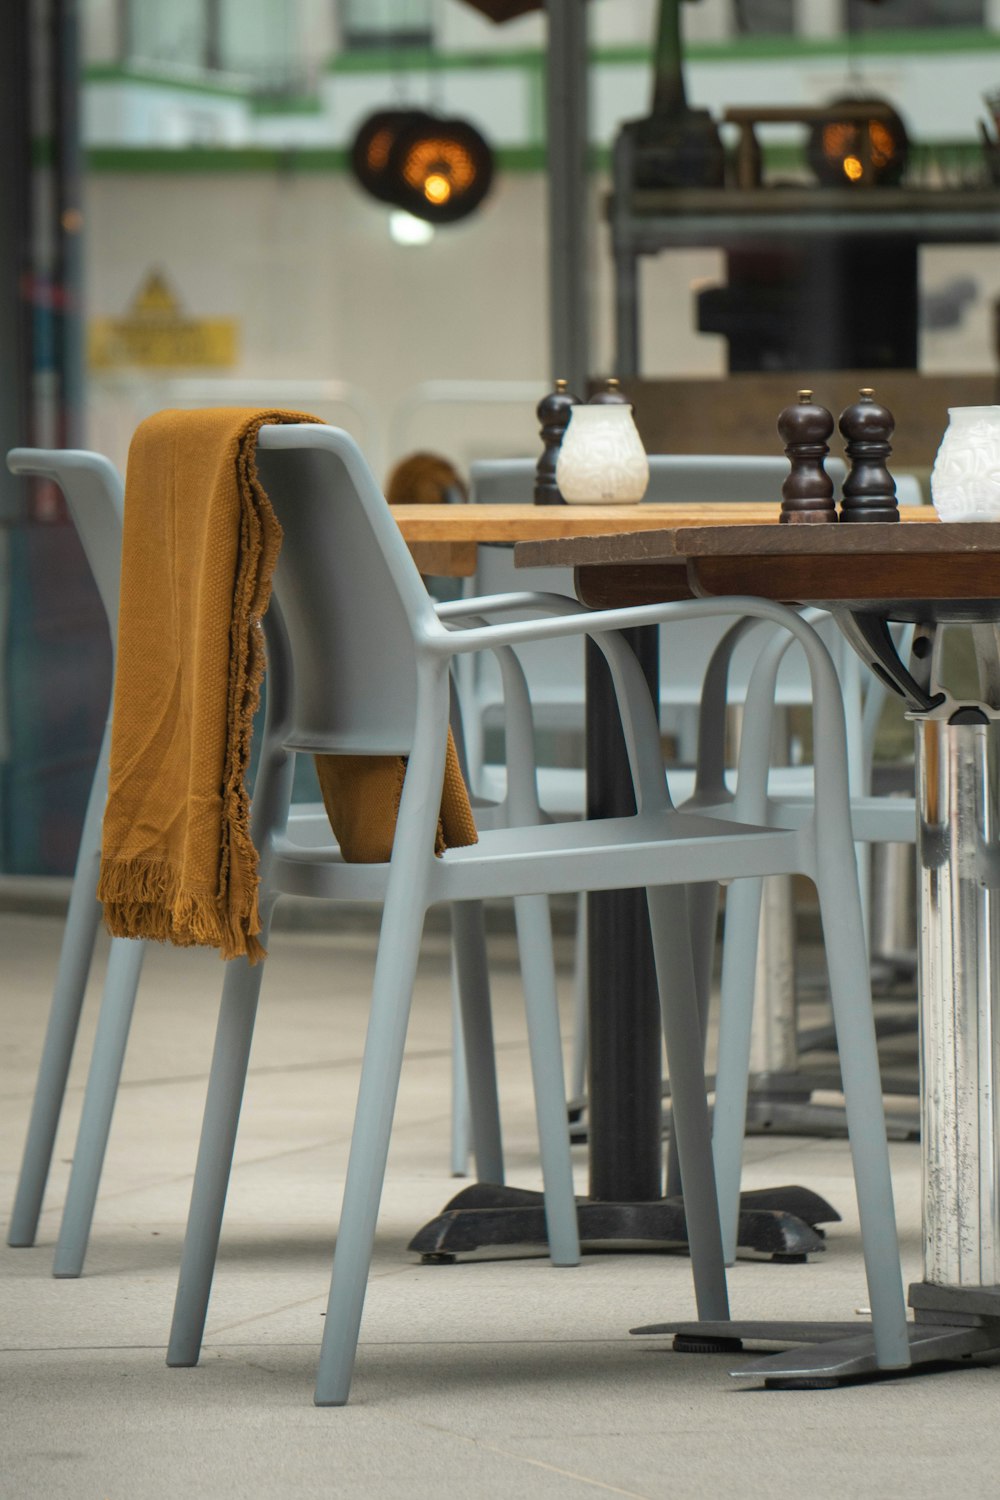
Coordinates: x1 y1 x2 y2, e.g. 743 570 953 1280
807 97 909 188
387 115 495 224
350 109 435 204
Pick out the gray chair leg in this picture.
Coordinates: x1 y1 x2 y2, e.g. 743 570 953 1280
166 953 267 1368
52 937 146 1277
569 892 588 1103
315 895 430 1406
8 867 103 1247
451 900 504 1185
449 967 472 1177
8 717 121 1249
711 876 764 1265
646 884 729 1321
513 894 580 1267
665 881 719 1198
813 861 911 1370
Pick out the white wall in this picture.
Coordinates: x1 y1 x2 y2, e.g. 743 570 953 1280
84 158 1000 483
85 170 552 476
82 161 732 476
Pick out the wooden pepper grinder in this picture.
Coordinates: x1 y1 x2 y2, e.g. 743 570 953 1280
534 379 579 505
838 387 899 523
777 389 838 523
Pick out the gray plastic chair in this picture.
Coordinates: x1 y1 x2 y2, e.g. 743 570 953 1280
164 422 909 1406
459 453 920 806
459 454 918 1122
3 450 503 1280
4 450 147 1263
688 613 915 1261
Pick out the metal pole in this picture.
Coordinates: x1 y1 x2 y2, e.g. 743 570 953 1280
916 712 1000 1289
0 0 33 515
0 0 33 866
51 0 85 448
544 0 590 398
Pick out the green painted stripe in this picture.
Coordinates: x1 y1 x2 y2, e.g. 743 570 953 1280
83 138 984 176
498 145 546 170
678 25 999 63
327 47 543 74
85 146 349 172
84 63 251 98
325 27 999 73
250 94 323 116
84 143 548 172
86 64 323 115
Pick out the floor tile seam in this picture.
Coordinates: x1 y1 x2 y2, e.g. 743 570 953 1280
0 1036 532 1103
206 1291 328 1338
203 1335 639 1350
0 1342 168 1354
27 1134 354 1218
30 1096 477 1213
26 1140 464 1224
737 1135 833 1165
0 1335 640 1355
204 1255 449 1336
391 1419 654 1500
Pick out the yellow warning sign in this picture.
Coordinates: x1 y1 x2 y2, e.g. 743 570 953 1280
89 270 238 369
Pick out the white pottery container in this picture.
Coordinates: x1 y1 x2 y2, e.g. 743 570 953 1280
555 403 650 504
930 406 1000 521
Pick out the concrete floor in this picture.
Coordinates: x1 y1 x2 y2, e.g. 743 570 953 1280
3 907 999 1499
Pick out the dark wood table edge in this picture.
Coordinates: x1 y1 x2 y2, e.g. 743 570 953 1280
514 520 1000 571
514 523 1000 618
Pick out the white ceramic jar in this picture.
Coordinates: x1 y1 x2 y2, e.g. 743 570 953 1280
930 406 1000 522
555 403 649 504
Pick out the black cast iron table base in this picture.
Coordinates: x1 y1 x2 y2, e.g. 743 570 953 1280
740 1072 919 1140
632 1283 1000 1387
408 1182 838 1263
568 1070 919 1146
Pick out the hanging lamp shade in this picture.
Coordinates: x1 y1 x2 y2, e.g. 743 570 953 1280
350 109 434 204
387 115 495 224
807 97 909 188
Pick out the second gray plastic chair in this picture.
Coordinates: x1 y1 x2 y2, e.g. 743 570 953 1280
458 453 918 1138
164 423 909 1406
5 449 147 1270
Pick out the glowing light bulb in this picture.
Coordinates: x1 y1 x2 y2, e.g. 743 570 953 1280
389 211 434 245
843 155 864 182
423 173 452 205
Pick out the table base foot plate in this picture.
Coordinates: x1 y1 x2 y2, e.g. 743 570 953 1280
632 1315 1000 1387
408 1182 837 1261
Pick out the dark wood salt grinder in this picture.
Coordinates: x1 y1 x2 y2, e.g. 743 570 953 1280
838 387 899 523
778 389 838 523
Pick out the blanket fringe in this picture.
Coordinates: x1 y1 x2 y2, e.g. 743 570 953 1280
98 856 265 964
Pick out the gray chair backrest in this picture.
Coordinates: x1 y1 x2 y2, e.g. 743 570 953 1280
470 455 923 507
6 448 125 649
256 423 438 756
464 454 855 729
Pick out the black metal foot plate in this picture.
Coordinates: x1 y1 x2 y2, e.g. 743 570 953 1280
408 1182 838 1261
632 1317 1000 1387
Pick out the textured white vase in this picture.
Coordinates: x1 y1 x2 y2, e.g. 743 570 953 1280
930 406 1000 521
555 403 649 504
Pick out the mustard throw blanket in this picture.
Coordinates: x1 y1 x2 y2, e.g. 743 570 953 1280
98 407 477 964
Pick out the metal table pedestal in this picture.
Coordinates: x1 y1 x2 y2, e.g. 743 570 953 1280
637 655 1000 1384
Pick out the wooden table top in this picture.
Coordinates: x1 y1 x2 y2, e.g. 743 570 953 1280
389 501 937 579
